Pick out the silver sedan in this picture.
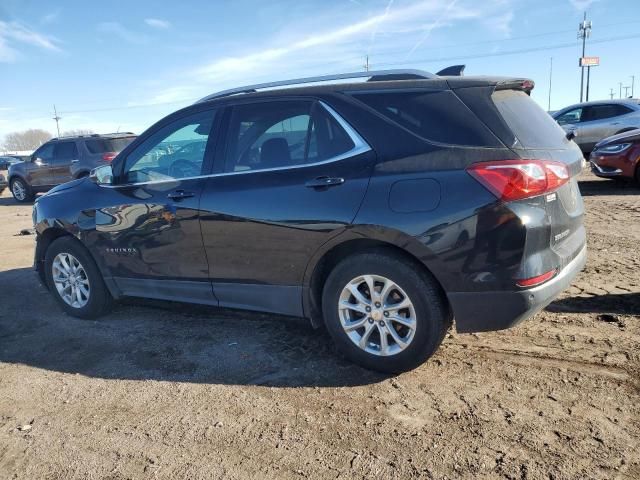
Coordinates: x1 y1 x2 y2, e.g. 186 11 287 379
551 99 640 154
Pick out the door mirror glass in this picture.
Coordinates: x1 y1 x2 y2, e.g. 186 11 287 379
90 164 113 185
33 157 45 166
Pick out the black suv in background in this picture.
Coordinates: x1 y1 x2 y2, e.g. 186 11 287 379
8 132 136 202
32 70 586 373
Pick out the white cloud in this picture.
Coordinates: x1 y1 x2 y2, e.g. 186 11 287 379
97 22 148 44
144 18 171 29
0 21 62 62
40 11 60 25
568 0 600 10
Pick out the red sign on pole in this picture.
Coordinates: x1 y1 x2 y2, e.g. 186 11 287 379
579 56 600 67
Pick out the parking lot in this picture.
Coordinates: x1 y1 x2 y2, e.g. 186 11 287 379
0 172 638 479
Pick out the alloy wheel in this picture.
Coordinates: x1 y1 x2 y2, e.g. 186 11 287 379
52 252 91 308
338 274 417 356
11 180 26 201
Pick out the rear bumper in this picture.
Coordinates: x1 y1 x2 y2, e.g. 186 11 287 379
448 244 587 333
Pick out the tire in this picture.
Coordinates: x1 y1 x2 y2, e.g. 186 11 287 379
635 164 640 185
44 236 113 319
10 177 34 203
322 252 450 373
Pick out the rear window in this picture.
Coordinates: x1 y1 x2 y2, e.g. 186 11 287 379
492 90 568 149
351 90 500 147
85 136 135 154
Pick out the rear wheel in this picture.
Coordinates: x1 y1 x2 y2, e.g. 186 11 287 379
322 252 450 373
44 237 113 319
10 178 34 203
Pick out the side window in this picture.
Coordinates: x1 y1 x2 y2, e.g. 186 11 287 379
122 110 216 183
34 143 55 161
351 90 499 146
223 101 356 173
53 141 78 162
556 108 583 125
584 104 633 122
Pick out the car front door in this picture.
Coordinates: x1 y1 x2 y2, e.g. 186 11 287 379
88 107 220 304
579 104 626 151
52 140 78 184
28 143 56 187
199 99 375 316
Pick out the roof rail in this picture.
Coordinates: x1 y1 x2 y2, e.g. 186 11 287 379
50 132 135 141
196 69 434 103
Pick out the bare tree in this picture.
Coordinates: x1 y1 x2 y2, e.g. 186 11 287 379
2 129 53 151
62 129 95 136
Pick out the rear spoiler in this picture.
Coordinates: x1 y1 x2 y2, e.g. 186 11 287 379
495 79 535 95
436 65 465 76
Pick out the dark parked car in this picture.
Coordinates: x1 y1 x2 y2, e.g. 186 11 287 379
0 155 24 171
8 133 136 202
32 70 586 373
589 129 640 183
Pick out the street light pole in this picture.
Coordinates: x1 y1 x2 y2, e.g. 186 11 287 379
578 12 591 102
631 76 635 97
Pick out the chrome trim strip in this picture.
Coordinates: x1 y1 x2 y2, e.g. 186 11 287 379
590 161 622 176
196 69 434 103
103 102 372 189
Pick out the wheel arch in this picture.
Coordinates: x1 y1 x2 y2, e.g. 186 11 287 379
35 225 121 299
303 231 450 328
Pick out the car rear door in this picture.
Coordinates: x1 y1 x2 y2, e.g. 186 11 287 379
199 98 374 316
88 107 220 304
52 140 78 184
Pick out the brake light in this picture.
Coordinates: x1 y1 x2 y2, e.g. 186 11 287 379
102 152 117 162
516 269 557 287
467 160 569 201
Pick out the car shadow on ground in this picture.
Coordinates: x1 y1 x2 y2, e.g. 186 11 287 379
0 267 387 388
548 292 640 316
578 179 640 197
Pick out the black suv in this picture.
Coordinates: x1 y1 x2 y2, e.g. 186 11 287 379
8 132 136 202
32 70 586 373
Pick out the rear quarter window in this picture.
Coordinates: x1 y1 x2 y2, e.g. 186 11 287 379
350 90 501 147
85 137 136 154
492 90 568 149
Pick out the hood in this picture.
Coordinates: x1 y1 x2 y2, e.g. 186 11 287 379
594 129 640 149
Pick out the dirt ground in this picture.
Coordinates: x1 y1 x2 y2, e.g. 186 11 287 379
0 172 638 480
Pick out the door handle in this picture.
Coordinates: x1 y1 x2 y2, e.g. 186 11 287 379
167 189 195 200
305 176 345 188
71 159 79 163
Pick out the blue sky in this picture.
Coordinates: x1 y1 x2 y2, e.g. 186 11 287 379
1 0 639 142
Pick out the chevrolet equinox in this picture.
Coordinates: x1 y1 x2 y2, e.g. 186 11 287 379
32 70 586 373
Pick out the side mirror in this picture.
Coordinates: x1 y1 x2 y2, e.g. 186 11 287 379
565 127 578 141
33 157 45 165
89 164 114 185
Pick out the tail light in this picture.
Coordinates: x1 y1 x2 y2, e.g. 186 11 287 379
102 152 117 162
467 160 569 202
516 269 557 288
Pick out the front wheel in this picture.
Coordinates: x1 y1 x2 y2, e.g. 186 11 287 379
44 237 113 319
10 178 34 203
322 252 450 373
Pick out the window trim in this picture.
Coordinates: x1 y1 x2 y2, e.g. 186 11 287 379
104 101 370 188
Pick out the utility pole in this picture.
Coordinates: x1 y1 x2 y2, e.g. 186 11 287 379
363 55 370 72
623 86 631 98
619 82 623 99
610 88 614 99
586 66 591 101
631 75 635 97
578 12 592 102
547 57 553 112
52 105 61 137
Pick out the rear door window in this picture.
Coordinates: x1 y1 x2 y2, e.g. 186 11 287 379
351 90 500 146
223 100 355 173
492 89 568 149
53 141 78 162
583 104 633 122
